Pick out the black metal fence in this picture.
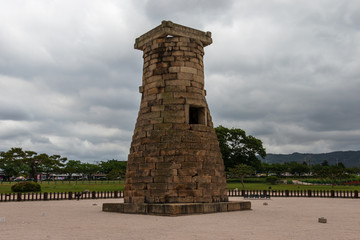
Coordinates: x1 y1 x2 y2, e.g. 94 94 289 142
0 189 358 202
0 191 123 202
228 189 359 198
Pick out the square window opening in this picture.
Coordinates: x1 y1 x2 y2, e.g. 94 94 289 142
189 106 205 125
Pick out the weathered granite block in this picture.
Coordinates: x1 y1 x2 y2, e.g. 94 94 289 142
103 201 251 216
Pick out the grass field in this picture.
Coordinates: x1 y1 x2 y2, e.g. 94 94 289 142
1 178 359 194
0 180 125 194
227 182 360 191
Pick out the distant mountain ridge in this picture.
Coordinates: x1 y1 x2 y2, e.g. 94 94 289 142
260 151 360 168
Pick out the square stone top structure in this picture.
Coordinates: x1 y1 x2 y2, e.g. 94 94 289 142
103 21 250 215
134 20 212 50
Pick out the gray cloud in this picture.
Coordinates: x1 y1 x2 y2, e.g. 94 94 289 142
1 0 360 162
141 0 236 27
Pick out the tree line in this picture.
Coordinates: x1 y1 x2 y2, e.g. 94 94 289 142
2 126 359 185
0 148 126 182
215 126 360 187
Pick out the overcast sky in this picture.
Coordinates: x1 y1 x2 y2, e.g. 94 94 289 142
1 0 360 162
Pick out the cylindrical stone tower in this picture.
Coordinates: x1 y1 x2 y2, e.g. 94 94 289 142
124 21 228 204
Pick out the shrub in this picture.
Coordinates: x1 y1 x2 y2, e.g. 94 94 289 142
11 181 41 193
287 180 293 184
266 176 279 185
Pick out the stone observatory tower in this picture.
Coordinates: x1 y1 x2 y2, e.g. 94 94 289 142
103 21 250 215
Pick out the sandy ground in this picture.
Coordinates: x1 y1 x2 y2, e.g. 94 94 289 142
0 197 359 240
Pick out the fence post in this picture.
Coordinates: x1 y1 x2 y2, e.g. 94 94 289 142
331 190 335 198
241 189 245 197
68 192 73 200
17 193 22 201
43 192 48 201
308 190 312 197
354 190 358 198
285 190 289 197
114 191 118 198
92 191 96 199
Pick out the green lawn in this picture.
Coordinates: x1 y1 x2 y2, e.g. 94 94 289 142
227 182 360 191
1 179 359 194
0 180 125 194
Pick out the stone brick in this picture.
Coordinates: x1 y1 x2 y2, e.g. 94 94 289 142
163 115 186 123
185 97 206 107
162 73 177 80
161 110 185 118
153 123 172 130
148 117 163 124
162 56 175 62
177 72 194 80
164 155 185 162
181 162 202 168
147 87 161 95
170 61 185 67
148 183 168 190
156 162 181 169
152 169 177 177
176 196 194 203
165 79 191 87
149 105 164 112
227 202 241 211
178 168 197 176
186 86 203 94
124 202 147 212
172 123 191 130
145 156 163 163
173 175 192 183
164 85 187 92
138 162 155 170
163 97 186 105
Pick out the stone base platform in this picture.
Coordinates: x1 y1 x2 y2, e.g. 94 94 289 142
102 201 251 216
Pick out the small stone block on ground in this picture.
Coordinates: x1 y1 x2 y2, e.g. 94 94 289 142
102 203 124 212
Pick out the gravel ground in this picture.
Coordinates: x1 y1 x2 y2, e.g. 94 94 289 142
0 197 359 240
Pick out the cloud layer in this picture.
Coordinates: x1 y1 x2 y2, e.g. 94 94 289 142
1 0 360 162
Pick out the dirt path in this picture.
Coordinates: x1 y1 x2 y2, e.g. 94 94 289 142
0 197 359 240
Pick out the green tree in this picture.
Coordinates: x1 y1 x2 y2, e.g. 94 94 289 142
286 161 310 176
27 152 46 182
215 126 266 171
337 162 346 169
347 167 360 175
269 163 286 177
0 148 28 180
229 164 255 189
0 148 67 182
80 163 100 180
260 162 272 176
40 154 67 180
321 160 329 166
314 165 347 187
99 159 127 179
63 160 82 180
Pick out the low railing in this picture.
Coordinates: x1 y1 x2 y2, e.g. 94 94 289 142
227 189 359 198
0 189 358 202
0 191 123 202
